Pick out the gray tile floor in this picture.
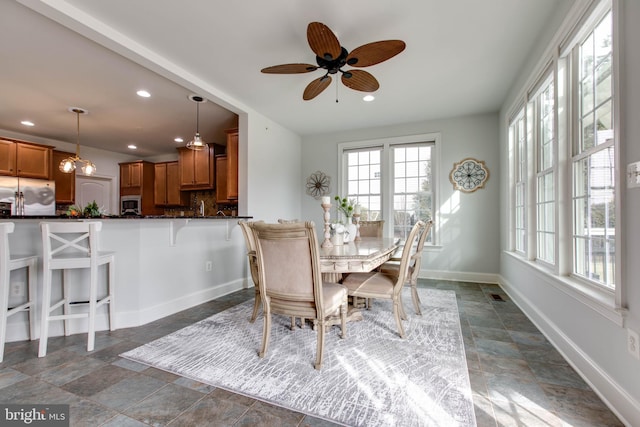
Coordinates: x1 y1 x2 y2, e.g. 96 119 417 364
0 280 624 426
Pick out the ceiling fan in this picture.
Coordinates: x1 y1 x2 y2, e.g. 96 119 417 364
261 22 406 101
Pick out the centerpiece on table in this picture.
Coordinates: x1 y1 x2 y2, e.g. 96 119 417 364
334 196 358 243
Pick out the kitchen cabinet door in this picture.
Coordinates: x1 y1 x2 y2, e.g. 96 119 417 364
0 140 17 175
52 150 75 204
225 129 238 199
16 143 51 179
121 162 142 188
216 155 229 203
178 146 214 190
155 161 187 206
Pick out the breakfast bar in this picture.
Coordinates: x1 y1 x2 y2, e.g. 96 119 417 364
1 216 251 343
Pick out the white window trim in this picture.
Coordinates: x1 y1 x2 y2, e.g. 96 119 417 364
502 0 624 325
337 133 441 246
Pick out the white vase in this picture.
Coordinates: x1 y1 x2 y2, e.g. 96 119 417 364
331 232 344 246
344 218 357 243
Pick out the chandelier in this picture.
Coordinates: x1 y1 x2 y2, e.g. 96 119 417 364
59 107 96 175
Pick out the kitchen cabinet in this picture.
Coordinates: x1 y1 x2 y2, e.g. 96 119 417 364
155 161 188 206
52 150 75 204
0 139 52 179
215 155 229 203
177 146 215 190
225 128 238 200
119 161 160 215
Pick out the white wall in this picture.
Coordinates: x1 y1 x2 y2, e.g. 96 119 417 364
498 0 640 423
301 113 500 281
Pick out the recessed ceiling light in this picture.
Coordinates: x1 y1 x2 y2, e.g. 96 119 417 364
174 137 184 143
137 90 151 98
363 95 375 102
21 120 35 126
128 144 137 150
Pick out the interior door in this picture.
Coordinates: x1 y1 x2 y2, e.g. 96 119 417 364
76 175 114 215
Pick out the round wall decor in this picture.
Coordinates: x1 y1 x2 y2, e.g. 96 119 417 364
305 170 331 199
449 158 489 193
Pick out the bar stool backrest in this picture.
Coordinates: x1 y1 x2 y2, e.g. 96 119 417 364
0 223 15 290
41 222 102 263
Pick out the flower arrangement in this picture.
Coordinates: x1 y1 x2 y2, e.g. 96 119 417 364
66 200 103 218
334 196 356 219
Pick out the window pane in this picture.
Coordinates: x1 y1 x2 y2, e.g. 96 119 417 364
346 148 382 220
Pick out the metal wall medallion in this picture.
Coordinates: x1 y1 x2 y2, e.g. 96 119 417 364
305 170 331 199
449 158 489 193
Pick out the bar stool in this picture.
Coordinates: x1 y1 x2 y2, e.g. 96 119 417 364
39 221 115 357
0 223 37 362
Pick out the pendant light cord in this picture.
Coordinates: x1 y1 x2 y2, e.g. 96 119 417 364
75 110 81 158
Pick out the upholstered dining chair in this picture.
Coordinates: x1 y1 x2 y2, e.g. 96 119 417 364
238 220 264 323
358 220 384 238
251 221 347 370
341 220 426 338
379 220 433 315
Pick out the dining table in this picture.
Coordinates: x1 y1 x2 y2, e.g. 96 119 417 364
318 237 400 327
319 237 400 283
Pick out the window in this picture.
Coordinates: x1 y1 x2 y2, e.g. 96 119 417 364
507 1 617 295
341 136 436 242
571 9 615 289
510 109 527 254
535 78 556 265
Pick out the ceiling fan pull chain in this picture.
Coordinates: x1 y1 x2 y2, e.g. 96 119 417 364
335 77 339 103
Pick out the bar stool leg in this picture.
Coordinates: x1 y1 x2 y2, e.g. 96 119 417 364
0 270 10 362
87 262 98 352
62 269 71 336
27 259 36 340
39 269 52 358
108 259 115 331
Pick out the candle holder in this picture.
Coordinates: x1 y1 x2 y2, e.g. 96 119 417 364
321 203 333 248
353 213 362 242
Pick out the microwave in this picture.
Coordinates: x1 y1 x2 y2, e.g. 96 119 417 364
121 195 141 215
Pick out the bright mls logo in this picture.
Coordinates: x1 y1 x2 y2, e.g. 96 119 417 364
1 405 69 426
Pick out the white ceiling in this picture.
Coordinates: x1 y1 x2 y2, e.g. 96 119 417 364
0 0 569 157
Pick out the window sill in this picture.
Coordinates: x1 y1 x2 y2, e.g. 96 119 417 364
503 251 627 326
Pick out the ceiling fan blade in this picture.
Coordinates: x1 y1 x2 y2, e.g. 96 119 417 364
307 22 341 61
346 40 406 67
261 63 318 74
341 69 379 92
303 76 332 100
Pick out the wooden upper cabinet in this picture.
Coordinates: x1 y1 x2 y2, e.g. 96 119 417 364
215 155 229 203
177 146 215 190
52 150 75 204
225 128 238 200
155 161 187 206
0 139 52 179
120 162 143 188
0 140 17 175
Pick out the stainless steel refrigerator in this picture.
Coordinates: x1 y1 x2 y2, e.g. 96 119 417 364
0 176 56 216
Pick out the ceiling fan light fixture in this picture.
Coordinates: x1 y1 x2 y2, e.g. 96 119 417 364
186 95 208 150
363 94 375 102
59 107 96 176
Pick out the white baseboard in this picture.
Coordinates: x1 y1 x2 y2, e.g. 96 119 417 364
419 269 500 284
499 275 640 427
117 279 246 329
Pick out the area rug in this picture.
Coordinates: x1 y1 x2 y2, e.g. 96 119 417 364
121 288 476 427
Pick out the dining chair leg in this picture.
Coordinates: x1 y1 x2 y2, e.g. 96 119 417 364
315 319 326 370
249 290 260 323
259 310 271 358
340 302 347 339
410 281 422 315
393 300 406 339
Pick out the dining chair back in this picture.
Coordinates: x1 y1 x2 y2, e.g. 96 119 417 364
342 220 426 338
358 220 384 238
0 223 37 362
238 220 263 323
380 220 433 314
39 221 115 357
252 221 347 370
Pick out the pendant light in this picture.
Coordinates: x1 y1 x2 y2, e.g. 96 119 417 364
186 95 208 150
59 107 96 176
187 95 208 150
